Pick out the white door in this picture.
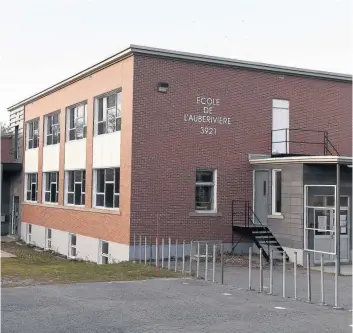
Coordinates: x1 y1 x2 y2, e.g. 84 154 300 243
272 99 289 154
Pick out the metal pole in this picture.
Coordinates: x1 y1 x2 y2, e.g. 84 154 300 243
334 255 340 308
156 237 159 274
294 251 297 300
212 243 216 283
306 252 311 303
196 242 200 278
205 243 208 282
161 238 164 269
335 163 340 276
149 235 152 265
144 236 147 265
282 251 286 298
139 235 142 264
189 241 193 274
182 240 185 273
248 246 252 290
133 233 136 263
320 253 325 305
259 248 263 293
269 249 273 295
175 239 178 272
168 237 171 270
220 243 224 284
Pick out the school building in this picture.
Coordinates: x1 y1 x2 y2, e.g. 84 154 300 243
6 45 352 265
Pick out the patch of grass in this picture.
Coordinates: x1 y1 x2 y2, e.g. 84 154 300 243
1 242 180 287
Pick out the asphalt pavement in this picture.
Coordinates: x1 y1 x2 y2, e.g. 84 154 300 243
2 278 352 333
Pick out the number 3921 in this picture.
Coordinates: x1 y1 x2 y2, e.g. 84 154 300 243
201 127 216 135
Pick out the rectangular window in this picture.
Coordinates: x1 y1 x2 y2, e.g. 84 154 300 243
100 240 109 264
195 169 216 212
93 168 120 208
272 169 282 214
14 125 19 159
65 170 86 206
27 119 39 149
69 233 77 258
25 173 38 202
43 172 59 203
45 113 60 145
46 228 52 249
66 103 88 141
28 224 32 243
94 91 122 135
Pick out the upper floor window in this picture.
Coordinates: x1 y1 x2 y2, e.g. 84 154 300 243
195 169 217 212
272 169 282 214
94 91 122 135
93 168 120 208
25 173 38 202
45 113 60 145
27 119 39 149
43 172 59 203
65 170 86 206
66 103 87 141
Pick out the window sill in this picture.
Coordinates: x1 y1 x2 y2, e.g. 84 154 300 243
189 211 222 217
268 214 284 219
42 202 58 206
94 131 121 138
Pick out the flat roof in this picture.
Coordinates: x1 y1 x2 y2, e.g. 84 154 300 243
8 44 353 111
249 155 353 165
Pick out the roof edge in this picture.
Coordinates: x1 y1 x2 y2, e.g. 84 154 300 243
8 44 352 111
249 155 353 165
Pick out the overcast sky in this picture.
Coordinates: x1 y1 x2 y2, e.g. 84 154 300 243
0 0 351 122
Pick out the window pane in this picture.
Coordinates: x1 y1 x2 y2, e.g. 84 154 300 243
102 241 109 254
68 193 74 204
45 173 50 191
28 140 33 149
53 126 59 144
196 170 213 183
102 256 108 264
77 105 84 118
45 192 50 202
98 99 104 121
48 229 52 238
82 171 86 191
69 109 75 128
74 184 82 205
275 171 282 212
117 92 122 117
83 126 87 138
53 114 58 124
71 234 76 246
107 94 116 108
114 169 120 193
51 172 57 182
105 183 114 208
68 172 74 192
74 170 82 182
75 118 84 139
195 185 213 210
116 118 121 131
107 109 116 133
106 169 114 182
81 193 85 205
71 247 77 257
47 116 53 134
98 122 106 135
47 135 53 145
31 184 36 201
27 174 31 189
114 194 119 208
26 191 31 201
97 170 105 193
50 184 57 202
69 129 76 141
96 194 104 207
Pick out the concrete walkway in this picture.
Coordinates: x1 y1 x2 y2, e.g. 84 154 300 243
0 250 16 258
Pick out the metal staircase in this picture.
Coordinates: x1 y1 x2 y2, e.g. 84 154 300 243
232 200 289 262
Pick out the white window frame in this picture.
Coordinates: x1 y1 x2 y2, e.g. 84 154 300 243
93 168 120 209
66 102 88 141
26 119 39 150
94 90 122 136
46 228 52 249
27 224 32 244
271 169 282 215
65 170 86 206
25 173 38 202
43 172 59 204
99 240 109 264
69 233 77 258
195 169 217 213
44 112 60 146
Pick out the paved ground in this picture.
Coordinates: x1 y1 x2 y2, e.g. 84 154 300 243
0 250 17 258
2 278 352 333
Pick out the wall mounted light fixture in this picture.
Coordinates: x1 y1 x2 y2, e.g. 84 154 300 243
157 82 169 93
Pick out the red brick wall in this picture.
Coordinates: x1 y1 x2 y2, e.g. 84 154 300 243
130 55 352 243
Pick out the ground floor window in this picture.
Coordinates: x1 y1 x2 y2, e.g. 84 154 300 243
69 234 77 258
195 169 216 211
93 168 120 209
272 169 282 214
100 240 109 264
46 228 52 249
27 224 32 243
43 172 59 203
25 173 38 202
65 170 86 206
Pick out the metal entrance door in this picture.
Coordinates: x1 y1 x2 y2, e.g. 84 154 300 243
11 196 20 235
254 170 269 225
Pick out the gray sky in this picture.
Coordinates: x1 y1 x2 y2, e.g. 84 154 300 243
1 0 351 122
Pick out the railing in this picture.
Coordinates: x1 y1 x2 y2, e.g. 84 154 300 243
271 128 339 156
232 200 270 256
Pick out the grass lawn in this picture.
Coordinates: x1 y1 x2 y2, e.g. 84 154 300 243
1 242 180 287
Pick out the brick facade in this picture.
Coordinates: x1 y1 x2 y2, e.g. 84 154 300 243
17 48 352 248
